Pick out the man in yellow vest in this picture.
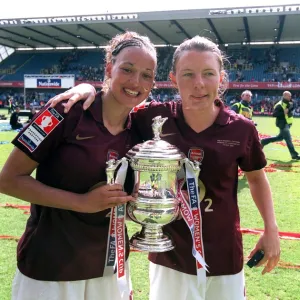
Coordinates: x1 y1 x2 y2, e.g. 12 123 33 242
231 90 253 120
261 91 299 160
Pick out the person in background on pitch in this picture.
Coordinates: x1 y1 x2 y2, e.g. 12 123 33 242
0 31 157 300
230 89 255 120
25 107 38 124
28 107 37 121
9 106 23 130
8 96 14 114
261 91 300 160
49 36 280 300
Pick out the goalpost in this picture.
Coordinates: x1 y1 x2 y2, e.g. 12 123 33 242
23 74 75 109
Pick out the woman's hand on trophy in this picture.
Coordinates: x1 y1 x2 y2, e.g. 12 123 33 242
49 83 97 113
81 183 134 213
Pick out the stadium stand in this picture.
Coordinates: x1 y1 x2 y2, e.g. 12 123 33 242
1 5 300 116
2 46 300 83
1 46 300 115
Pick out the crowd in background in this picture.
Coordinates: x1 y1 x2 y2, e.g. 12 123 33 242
57 47 297 83
1 46 300 116
22 46 300 84
1 87 300 117
40 50 104 82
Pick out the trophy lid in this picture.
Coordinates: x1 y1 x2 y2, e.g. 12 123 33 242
127 116 185 161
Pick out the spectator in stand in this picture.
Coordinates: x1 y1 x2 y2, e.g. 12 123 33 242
9 107 23 130
261 91 300 160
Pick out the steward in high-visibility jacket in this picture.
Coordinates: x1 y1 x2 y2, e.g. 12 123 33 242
230 90 253 120
273 99 293 129
231 100 253 120
261 91 299 160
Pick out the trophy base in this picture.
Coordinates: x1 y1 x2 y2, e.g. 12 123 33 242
130 231 175 252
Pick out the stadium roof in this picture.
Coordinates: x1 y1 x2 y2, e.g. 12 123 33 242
0 4 300 49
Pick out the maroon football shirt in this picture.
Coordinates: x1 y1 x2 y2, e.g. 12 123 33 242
132 100 267 276
12 93 138 281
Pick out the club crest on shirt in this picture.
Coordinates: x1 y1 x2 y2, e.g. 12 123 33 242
17 107 63 152
188 148 204 163
107 149 119 161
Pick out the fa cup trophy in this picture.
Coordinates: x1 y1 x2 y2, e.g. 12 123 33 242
106 116 200 252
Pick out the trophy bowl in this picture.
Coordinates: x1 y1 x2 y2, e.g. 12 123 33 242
126 116 185 252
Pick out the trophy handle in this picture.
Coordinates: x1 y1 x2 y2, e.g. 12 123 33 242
106 158 126 185
183 158 201 178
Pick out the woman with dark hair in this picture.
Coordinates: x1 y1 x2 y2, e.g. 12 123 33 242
0 31 157 300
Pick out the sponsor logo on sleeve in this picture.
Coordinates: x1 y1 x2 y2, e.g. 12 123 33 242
17 107 63 152
188 148 204 163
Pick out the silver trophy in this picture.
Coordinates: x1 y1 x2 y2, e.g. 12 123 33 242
126 116 186 252
106 116 200 252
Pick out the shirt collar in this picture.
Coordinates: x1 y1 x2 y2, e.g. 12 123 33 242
176 99 230 126
88 91 132 130
241 100 250 107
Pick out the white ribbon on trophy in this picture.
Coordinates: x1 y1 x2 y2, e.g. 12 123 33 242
177 159 208 285
105 158 130 298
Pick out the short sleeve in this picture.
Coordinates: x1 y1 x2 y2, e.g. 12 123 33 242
12 102 81 163
238 124 267 172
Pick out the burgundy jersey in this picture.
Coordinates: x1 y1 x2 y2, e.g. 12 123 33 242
12 93 138 281
132 100 266 276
